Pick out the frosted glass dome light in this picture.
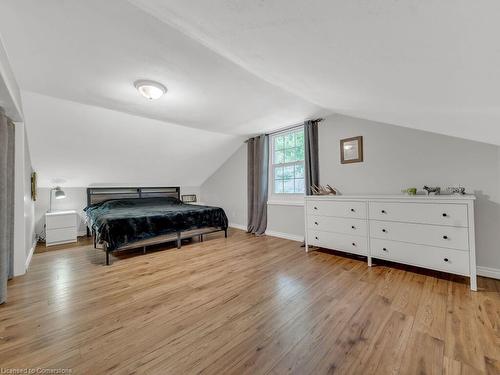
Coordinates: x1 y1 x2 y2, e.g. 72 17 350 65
134 80 167 100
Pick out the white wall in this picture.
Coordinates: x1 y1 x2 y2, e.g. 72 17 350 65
13 122 35 275
201 145 247 228
201 113 500 274
24 126 35 257
34 185 201 239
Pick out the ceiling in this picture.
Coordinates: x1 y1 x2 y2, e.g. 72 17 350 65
0 0 326 135
129 0 500 145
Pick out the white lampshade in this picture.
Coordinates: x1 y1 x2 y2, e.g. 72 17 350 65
54 188 66 199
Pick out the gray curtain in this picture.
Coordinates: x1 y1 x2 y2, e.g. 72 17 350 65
304 120 320 195
247 134 269 235
0 111 15 304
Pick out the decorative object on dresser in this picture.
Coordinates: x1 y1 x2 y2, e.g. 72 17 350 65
340 136 363 164
181 194 197 203
401 187 417 195
45 210 78 247
423 185 441 195
304 195 477 290
311 184 338 195
447 186 466 195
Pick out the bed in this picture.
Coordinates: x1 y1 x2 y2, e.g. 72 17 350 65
84 187 228 265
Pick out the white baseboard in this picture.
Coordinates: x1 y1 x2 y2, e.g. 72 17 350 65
265 230 304 242
25 239 36 271
229 223 247 231
477 266 500 280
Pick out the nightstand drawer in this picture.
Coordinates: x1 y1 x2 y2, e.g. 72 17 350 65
46 227 77 245
46 213 77 229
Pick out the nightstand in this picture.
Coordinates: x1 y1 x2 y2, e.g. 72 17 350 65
45 210 77 246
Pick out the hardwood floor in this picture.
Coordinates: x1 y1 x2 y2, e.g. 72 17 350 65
1 228 499 374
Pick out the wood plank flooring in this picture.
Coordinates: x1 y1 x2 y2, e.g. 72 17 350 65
1 229 499 374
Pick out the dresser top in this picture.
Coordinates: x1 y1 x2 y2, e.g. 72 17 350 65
46 210 77 216
305 194 476 201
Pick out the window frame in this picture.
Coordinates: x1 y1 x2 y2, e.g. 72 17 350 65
268 126 306 203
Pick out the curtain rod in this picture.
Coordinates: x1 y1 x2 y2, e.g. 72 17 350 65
265 118 323 136
245 118 324 142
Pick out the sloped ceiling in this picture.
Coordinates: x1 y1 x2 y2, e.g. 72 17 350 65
0 0 325 135
21 91 242 187
1 0 499 188
131 0 500 145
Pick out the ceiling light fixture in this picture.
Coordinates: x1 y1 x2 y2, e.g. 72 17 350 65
134 80 167 100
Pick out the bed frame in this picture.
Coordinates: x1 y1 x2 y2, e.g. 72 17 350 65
86 187 227 265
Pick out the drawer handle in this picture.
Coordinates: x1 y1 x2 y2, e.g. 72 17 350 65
352 242 356 246
351 225 356 229
444 258 449 262
350 208 355 212
382 247 388 252
382 229 387 233
314 206 318 210
443 235 448 240
381 210 386 214
442 213 448 217
314 221 318 225
315 236 318 240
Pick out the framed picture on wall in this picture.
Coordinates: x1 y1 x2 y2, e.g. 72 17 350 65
340 136 363 164
31 171 37 201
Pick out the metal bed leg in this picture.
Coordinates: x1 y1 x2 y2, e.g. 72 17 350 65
93 231 97 249
104 243 110 266
224 228 228 238
143 246 146 254
200 234 204 242
176 232 181 249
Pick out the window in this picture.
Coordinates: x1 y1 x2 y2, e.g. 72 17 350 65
270 127 305 194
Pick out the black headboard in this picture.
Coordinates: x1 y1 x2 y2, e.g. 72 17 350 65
86 187 180 206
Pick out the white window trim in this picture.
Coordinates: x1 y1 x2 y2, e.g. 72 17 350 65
267 199 304 206
267 126 305 205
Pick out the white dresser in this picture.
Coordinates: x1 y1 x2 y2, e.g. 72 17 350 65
45 210 78 246
304 195 477 290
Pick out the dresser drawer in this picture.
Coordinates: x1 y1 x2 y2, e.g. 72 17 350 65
306 200 366 219
308 230 367 256
369 202 468 227
370 220 469 251
46 227 77 245
370 238 469 276
46 213 77 229
307 215 367 236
